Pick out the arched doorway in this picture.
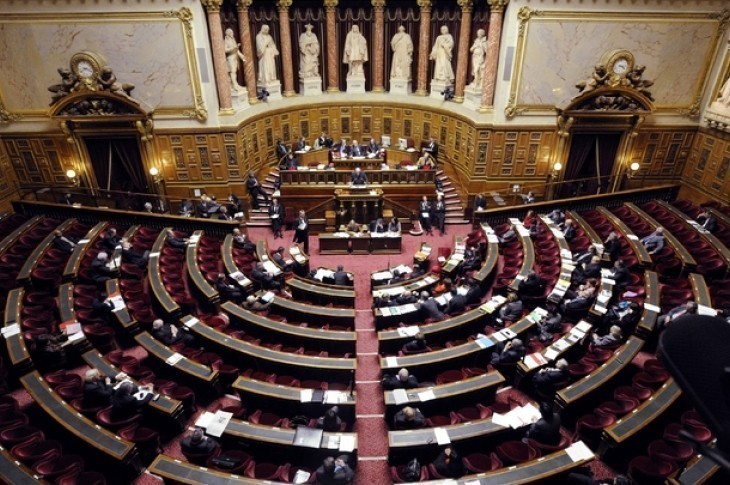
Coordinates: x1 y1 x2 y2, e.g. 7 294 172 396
560 132 622 198
82 137 147 193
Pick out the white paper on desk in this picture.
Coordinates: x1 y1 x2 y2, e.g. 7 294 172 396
1 324 20 337
322 435 340 449
67 331 85 342
500 328 517 339
325 391 344 404
397 326 420 338
594 305 608 315
544 347 560 361
516 403 541 425
434 428 451 445
339 435 356 452
110 295 126 311
492 331 507 342
300 389 313 403
464 481 481 485
698 305 718 316
165 352 184 366
509 218 521 225
395 264 412 274
206 411 233 437
385 356 399 368
183 317 199 328
78 239 90 244
627 234 639 241
575 321 591 332
149 252 160 259
260 291 275 303
392 388 409 405
294 470 312 484
491 412 511 427
553 339 570 351
475 337 494 349
418 390 436 402
565 441 594 462
602 278 616 286
644 303 661 313
487 235 499 243
195 411 215 428
570 328 586 339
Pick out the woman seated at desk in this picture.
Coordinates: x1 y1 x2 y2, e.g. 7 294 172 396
417 151 436 170
388 217 401 233
344 219 363 233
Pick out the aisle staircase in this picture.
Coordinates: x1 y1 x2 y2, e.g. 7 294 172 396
245 168 469 227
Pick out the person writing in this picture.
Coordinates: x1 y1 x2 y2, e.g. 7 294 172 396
350 167 368 185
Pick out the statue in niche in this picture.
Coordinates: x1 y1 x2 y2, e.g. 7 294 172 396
469 29 487 88
224 28 246 92
430 25 455 83
390 25 413 80
343 25 368 79
256 25 280 84
298 23 321 79
716 76 730 108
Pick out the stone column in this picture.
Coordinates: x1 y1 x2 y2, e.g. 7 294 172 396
372 0 387 92
453 0 473 103
236 0 259 104
277 0 296 96
480 0 508 110
201 0 233 111
325 0 339 92
415 0 432 96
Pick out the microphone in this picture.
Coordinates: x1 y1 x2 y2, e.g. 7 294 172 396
349 369 355 398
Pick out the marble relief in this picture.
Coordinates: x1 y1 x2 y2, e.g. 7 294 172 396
515 16 719 110
0 18 193 112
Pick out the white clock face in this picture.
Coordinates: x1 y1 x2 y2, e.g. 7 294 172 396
77 60 95 78
613 58 629 75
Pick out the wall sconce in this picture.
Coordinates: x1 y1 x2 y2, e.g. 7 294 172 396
627 162 640 179
550 162 563 179
149 166 162 184
66 169 80 187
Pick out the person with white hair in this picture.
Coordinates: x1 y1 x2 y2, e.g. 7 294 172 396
91 251 113 284
382 367 419 389
83 368 127 408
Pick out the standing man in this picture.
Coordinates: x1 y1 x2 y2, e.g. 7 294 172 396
269 197 284 239
351 167 368 185
293 210 309 254
433 194 446 236
246 171 268 209
425 137 439 159
419 195 433 236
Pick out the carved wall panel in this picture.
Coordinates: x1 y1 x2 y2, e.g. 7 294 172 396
681 129 730 203
627 128 694 186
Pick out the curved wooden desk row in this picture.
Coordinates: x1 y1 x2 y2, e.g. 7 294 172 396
0 215 42 257
288 276 356 307
556 336 645 409
180 315 356 376
473 223 500 284
596 207 653 267
218 418 357 453
4 288 32 372
270 295 356 328
16 218 75 284
383 371 505 408
689 273 712 308
539 216 575 304
670 443 721 485
279 168 433 186
148 227 180 316
19 371 141 474
147 455 261 485
568 211 611 263
636 271 660 338
105 279 140 334
58 282 76 325
625 203 697 270
232 375 356 407
0 445 48 484
62 221 106 281
508 221 536 292
221 302 356 353
186 230 219 303
380 315 535 374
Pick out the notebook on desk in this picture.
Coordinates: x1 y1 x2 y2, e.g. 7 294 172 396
293 426 324 448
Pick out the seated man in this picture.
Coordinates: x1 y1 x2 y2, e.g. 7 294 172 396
371 218 386 233
316 406 343 432
697 210 718 233
641 227 665 255
91 293 115 323
181 428 219 455
232 228 256 253
242 294 272 312
563 219 576 241
490 338 525 365
272 247 295 273
382 368 418 390
416 151 436 169
91 252 113 285
52 230 76 253
396 290 418 306
531 359 569 395
591 325 623 347
657 301 697 330
498 224 517 244
518 271 545 298
83 368 126 408
101 228 121 252
111 381 154 420
315 455 354 485
432 446 465 478
601 301 641 335
496 293 523 326
333 265 352 286
166 229 188 250
151 319 195 347
250 262 282 291
350 140 364 157
606 259 630 290
178 198 194 217
345 219 361 233
215 274 244 302
418 291 445 321
403 332 428 353
121 241 149 269
445 288 467 316
393 406 426 430
525 402 562 446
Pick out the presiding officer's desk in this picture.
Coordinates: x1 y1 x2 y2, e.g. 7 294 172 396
319 232 402 255
279 168 435 186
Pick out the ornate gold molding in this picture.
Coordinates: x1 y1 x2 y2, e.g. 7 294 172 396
487 0 509 14
0 102 20 124
276 0 292 10
457 0 473 13
371 0 387 8
200 0 223 13
417 0 432 13
236 0 253 10
324 0 339 8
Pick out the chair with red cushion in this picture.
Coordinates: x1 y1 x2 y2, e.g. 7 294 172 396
249 410 287 427
463 452 502 473
245 461 285 480
32 455 85 481
576 413 616 446
628 456 677 484
647 439 694 465
96 406 142 431
683 422 713 443
456 404 492 421
435 369 464 385
596 398 640 417
496 440 540 465
527 433 572 453
632 371 670 389
425 412 460 427
390 463 430 482
118 424 161 459
11 438 61 465
613 385 651 402
568 361 598 379
57 471 106 485
0 424 45 447
0 411 29 429
205 449 252 474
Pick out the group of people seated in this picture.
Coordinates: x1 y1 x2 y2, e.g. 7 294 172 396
83 368 155 419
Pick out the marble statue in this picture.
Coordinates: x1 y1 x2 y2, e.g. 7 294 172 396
225 28 246 92
468 29 487 88
430 25 455 83
717 76 730 107
298 23 320 79
256 25 279 84
390 26 413 80
343 25 368 79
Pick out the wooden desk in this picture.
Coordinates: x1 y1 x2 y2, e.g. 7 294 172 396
689 273 712 308
0 446 46 484
62 221 106 281
597 207 653 267
181 315 356 377
20 371 140 475
568 211 610 262
113 225 140 264
148 455 260 484
105 279 139 334
626 202 697 270
0 215 42 257
16 219 74 284
602 379 681 447
135 332 220 392
389 416 507 450
636 271 660 338
441 446 595 484
186 231 219 303
222 417 358 452
222 302 356 353
271 296 355 328
509 225 536 292
517 321 593 380
3 288 32 372
318 233 402 255
372 273 439 301
474 223 500 284
370 234 402 254
57 283 75 324
335 187 383 222
556 336 645 409
670 444 720 485
288 277 355 307
540 216 574 304
319 233 351 254
82 350 186 430
148 227 180 316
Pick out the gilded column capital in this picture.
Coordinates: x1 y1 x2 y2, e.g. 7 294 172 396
487 0 509 13
236 0 253 11
201 0 223 13
457 0 472 13
324 0 339 9
277 0 292 10
371 0 386 8
417 0 432 13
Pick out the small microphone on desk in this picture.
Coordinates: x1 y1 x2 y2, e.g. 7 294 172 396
349 369 355 398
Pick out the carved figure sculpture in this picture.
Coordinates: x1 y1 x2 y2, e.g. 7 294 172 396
48 68 78 105
717 76 730 107
256 25 279 83
343 25 368 79
224 28 246 91
574 64 609 98
298 23 321 79
390 26 413 80
469 29 487 88
98 67 136 101
429 26 455 83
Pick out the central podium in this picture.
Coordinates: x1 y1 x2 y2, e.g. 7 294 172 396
335 186 383 223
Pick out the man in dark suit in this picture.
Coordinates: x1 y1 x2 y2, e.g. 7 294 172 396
497 293 523 326
350 140 364 157
490 338 525 365
518 271 545 298
215 274 244 302
603 232 621 262
382 368 419 389
563 219 576 241
335 139 350 158
473 194 487 212
232 228 256 253
333 265 351 286
445 288 466 316
217 206 234 220
91 293 114 323
178 199 194 217
350 167 368 185
697 210 718 233
151 319 195 346
276 139 289 159
251 262 282 291
293 210 309 254
531 359 569 394
393 406 426 430
419 196 433 235
52 230 76 253
418 291 445 321
101 228 121 252
181 428 219 455
121 241 149 268
371 218 386 233
314 132 331 149
166 229 188 250
246 171 268 209
607 259 630 290
272 247 294 273
315 455 354 485
574 246 597 267
433 195 446 236
366 138 380 155
269 198 284 239
657 301 697 330
525 402 562 446
90 252 113 285
111 381 153 420
83 368 125 408
425 137 439 159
